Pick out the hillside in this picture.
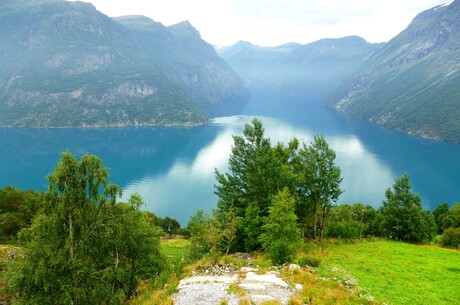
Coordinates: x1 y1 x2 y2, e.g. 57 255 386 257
219 37 379 101
0 0 249 127
333 0 460 142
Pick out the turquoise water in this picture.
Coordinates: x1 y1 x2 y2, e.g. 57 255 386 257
1 98 459 225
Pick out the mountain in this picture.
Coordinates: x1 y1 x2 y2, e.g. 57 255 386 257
218 37 379 102
332 1 460 142
0 0 248 127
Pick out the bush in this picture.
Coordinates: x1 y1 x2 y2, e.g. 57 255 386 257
269 240 294 265
326 221 360 239
297 255 321 267
439 227 460 249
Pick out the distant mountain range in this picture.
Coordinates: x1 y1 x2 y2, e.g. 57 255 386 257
2 0 459 142
219 37 380 102
0 0 249 127
220 0 460 142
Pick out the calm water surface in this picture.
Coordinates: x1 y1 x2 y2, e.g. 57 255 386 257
1 97 459 225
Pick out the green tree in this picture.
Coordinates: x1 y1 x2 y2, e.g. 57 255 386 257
259 188 300 264
4 152 166 304
432 202 449 234
298 135 343 241
156 216 181 238
214 206 242 255
214 118 290 250
379 174 436 243
0 187 44 242
439 227 460 249
187 209 214 259
439 203 460 232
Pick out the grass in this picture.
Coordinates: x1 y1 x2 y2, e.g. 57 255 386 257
132 239 460 305
0 245 22 304
315 240 460 305
282 265 380 305
161 236 191 263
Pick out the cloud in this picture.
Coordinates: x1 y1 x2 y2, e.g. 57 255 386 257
74 0 448 46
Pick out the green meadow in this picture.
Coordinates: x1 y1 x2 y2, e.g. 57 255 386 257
317 241 460 305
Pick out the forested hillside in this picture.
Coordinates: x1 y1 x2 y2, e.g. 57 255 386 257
0 0 249 127
333 0 460 142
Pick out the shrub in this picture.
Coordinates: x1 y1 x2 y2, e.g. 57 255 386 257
269 240 294 265
297 255 321 267
439 227 460 249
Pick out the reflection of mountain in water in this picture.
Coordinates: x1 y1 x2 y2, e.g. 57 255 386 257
2 99 460 224
0 126 219 191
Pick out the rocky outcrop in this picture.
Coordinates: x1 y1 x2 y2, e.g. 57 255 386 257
174 265 299 305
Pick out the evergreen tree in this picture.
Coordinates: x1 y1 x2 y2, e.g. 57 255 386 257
214 118 288 250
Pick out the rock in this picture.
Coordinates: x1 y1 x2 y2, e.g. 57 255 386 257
235 252 252 259
288 264 301 272
174 266 295 305
7 248 16 260
294 283 303 291
240 267 258 273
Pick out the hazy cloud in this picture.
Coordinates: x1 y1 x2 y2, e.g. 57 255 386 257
74 0 449 46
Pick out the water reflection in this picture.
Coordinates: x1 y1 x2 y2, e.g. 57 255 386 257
123 115 395 224
1 106 459 226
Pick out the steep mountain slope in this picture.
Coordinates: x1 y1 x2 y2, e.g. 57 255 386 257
333 1 460 142
219 37 379 101
0 0 248 127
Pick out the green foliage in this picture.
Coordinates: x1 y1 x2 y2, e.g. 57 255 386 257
297 135 343 241
0 187 44 242
155 216 181 238
215 118 294 251
215 206 242 255
378 174 436 243
186 207 242 260
432 202 449 234
260 188 300 264
438 203 460 232
297 254 322 267
439 227 460 249
325 203 377 239
3 152 167 304
215 119 344 252
186 210 213 260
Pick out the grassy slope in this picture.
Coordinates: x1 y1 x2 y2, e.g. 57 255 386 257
317 241 460 305
128 237 191 305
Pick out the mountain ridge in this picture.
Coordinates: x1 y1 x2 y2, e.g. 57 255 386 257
219 35 380 102
0 0 249 127
332 0 460 142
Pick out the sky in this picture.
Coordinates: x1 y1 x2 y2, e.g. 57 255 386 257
72 0 451 47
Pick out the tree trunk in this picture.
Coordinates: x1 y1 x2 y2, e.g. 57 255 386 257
69 214 74 259
319 206 328 242
313 202 318 241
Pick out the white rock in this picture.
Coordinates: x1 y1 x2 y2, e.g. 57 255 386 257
288 264 301 272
